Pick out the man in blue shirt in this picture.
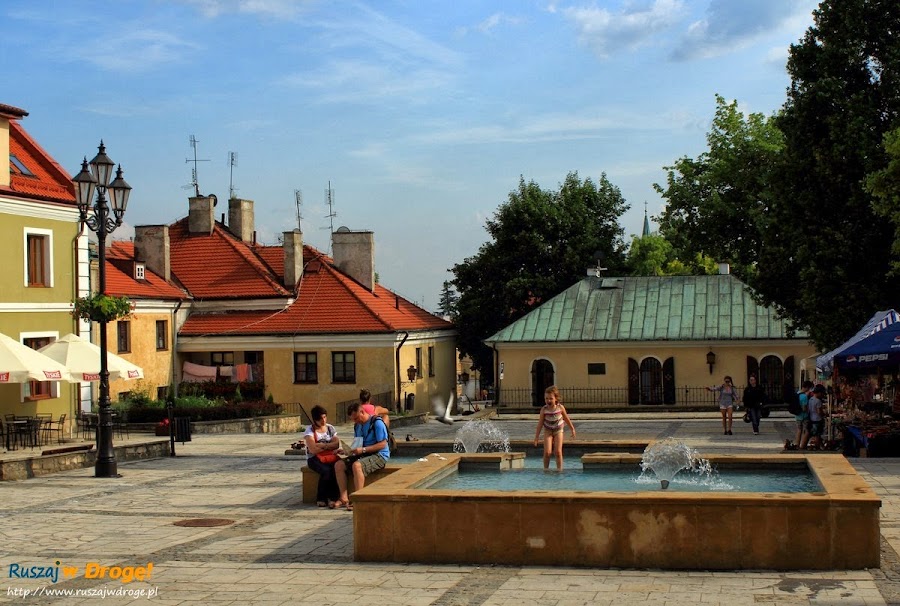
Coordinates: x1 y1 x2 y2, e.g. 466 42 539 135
333 402 390 510
792 381 813 450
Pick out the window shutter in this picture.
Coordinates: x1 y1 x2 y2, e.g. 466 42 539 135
628 358 639 405
663 357 676 404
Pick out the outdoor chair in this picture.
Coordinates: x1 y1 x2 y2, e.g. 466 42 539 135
113 411 129 440
43 413 66 444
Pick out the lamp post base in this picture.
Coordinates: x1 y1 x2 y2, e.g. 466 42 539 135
94 459 119 478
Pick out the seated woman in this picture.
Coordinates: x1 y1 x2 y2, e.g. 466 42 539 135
303 405 341 507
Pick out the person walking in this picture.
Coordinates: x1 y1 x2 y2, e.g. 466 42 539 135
742 374 766 435
708 376 739 435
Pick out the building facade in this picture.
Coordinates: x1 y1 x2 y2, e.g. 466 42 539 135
485 273 817 408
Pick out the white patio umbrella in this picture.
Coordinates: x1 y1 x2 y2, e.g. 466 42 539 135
0 332 71 383
37 333 143 383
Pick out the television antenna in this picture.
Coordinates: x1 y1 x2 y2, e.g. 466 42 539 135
294 189 303 231
323 181 337 235
184 135 209 196
228 152 238 200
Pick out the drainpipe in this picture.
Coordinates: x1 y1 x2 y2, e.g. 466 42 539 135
171 300 184 398
395 331 409 412
492 344 500 409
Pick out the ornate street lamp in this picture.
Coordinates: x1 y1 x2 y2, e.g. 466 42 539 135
72 141 131 478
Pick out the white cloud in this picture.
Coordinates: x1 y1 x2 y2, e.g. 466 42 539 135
279 5 461 104
71 29 200 73
181 0 315 19
562 0 685 59
671 0 816 61
458 12 524 36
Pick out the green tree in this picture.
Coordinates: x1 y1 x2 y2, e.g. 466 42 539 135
754 0 900 348
452 172 629 380
654 95 783 281
626 234 718 276
437 280 459 317
866 127 900 276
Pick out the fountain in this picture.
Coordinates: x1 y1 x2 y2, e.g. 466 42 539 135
453 419 510 453
640 438 712 489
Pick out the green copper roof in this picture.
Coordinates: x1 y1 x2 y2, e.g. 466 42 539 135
485 275 807 343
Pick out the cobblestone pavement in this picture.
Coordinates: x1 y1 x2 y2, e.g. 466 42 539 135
1 412 898 605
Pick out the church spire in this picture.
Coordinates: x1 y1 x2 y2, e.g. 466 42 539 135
642 201 651 237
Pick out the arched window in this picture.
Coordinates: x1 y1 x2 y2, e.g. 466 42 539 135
639 357 663 405
530 359 554 407
759 355 784 403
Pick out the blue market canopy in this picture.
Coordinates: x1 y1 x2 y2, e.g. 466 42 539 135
817 310 900 373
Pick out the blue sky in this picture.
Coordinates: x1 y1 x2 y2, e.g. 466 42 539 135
4 0 818 311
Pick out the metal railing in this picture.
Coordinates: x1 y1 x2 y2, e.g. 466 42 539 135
498 385 740 408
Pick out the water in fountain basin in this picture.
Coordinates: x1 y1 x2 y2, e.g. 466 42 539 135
453 419 511 453
640 439 714 489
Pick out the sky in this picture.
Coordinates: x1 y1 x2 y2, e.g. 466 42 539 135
3 0 819 312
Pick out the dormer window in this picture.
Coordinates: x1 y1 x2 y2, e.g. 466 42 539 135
134 262 146 280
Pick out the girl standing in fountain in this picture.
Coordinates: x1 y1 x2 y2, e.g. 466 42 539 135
707 376 740 435
533 385 576 470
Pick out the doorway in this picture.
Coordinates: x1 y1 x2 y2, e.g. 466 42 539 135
531 359 554 406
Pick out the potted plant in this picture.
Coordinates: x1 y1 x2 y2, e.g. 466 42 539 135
71 293 133 323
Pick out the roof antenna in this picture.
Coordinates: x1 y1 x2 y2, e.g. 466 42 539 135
294 189 303 231
228 151 238 200
588 250 608 278
184 135 209 197
323 181 337 249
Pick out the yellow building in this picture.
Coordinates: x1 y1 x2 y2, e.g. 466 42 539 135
0 103 81 422
115 197 455 420
485 273 817 409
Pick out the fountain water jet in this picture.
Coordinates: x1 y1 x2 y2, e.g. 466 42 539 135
640 438 712 489
453 419 510 453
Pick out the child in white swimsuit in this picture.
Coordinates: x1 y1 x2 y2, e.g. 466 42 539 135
533 385 576 470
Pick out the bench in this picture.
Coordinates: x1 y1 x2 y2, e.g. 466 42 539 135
300 463 400 504
41 444 94 456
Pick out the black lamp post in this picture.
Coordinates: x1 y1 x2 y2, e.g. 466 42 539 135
72 141 131 478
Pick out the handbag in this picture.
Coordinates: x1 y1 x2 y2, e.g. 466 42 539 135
742 412 751 423
315 450 339 464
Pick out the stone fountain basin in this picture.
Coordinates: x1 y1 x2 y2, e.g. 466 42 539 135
351 452 880 570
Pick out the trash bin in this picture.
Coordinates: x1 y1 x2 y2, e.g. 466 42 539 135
174 417 192 443
405 393 415 411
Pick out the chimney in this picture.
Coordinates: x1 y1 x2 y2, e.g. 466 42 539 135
134 225 171 282
717 262 730 275
332 228 375 292
228 198 255 242
283 230 303 289
188 194 216 235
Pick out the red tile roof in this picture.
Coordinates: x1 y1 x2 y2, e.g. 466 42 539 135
3 121 75 204
168 219 292 299
106 242 188 301
179 244 452 336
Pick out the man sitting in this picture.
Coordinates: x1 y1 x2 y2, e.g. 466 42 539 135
332 402 390 510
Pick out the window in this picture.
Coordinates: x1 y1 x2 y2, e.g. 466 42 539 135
117 321 130 353
427 346 435 377
157 386 168 400
156 320 168 350
10 154 34 176
244 351 262 365
415 347 422 378
294 352 318 383
23 336 52 400
25 230 53 288
587 363 606 375
639 357 663 405
332 351 356 383
211 352 234 366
